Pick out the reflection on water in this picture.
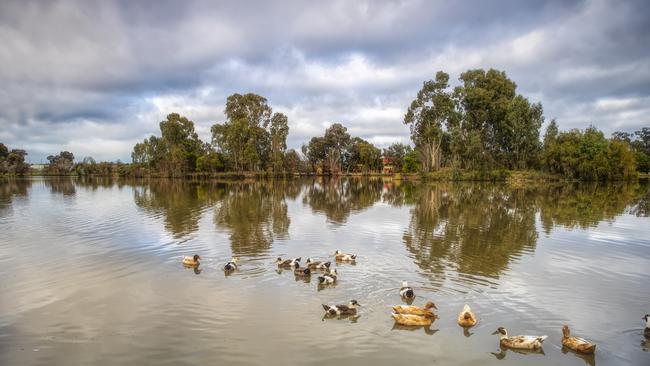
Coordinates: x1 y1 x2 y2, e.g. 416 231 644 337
0 177 648 366
214 181 293 255
403 184 539 279
303 177 383 224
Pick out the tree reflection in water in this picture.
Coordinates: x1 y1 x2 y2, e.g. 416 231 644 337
302 177 383 225
214 180 295 255
0 178 32 218
134 179 226 238
402 181 649 279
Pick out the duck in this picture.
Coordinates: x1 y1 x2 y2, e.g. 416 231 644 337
457 304 477 327
306 258 331 270
643 314 650 338
276 257 301 268
492 327 547 350
391 313 435 326
393 301 437 316
322 300 361 316
223 257 239 271
318 268 337 284
562 325 596 354
293 262 311 276
399 281 415 300
333 250 356 262
182 254 201 266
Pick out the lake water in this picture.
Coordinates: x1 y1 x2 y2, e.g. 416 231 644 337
1 177 649 366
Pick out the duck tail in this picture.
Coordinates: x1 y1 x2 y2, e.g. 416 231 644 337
318 276 325 283
351 255 357 259
405 289 414 298
324 261 331 268
537 335 548 343
322 304 331 312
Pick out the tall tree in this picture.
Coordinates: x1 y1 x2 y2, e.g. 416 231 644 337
269 112 289 172
404 71 456 172
211 93 286 172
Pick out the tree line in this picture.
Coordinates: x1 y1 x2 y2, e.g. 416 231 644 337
1 68 648 180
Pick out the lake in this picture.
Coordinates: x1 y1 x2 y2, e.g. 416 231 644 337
1 177 649 365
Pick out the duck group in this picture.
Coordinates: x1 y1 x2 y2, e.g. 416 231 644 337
179 250 650 359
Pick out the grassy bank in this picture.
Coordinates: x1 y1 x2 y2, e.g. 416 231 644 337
10 169 646 182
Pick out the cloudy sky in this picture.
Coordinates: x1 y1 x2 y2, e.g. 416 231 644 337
1 0 649 162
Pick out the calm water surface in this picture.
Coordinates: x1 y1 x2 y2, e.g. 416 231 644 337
1 177 649 366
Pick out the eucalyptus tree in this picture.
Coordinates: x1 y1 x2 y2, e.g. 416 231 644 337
404 71 456 172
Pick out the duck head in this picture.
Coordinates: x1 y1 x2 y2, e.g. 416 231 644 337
492 327 507 337
323 261 331 268
348 300 361 308
329 268 337 276
334 250 342 255
424 301 437 310
193 254 201 262
276 257 284 264
401 281 409 288
302 268 311 275
231 257 239 263
644 314 650 327
306 258 313 264
562 325 571 338
294 257 301 262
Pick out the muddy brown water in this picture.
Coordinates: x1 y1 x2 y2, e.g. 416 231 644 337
1 177 649 365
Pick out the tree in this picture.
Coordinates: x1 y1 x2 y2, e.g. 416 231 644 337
404 71 456 172
283 149 301 174
211 93 287 172
542 126 636 180
383 143 412 172
0 143 8 159
505 95 543 169
47 151 75 174
269 113 289 172
159 113 203 175
323 123 352 173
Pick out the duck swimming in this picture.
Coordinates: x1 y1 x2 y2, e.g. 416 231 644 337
322 300 361 316
333 250 356 262
643 314 650 338
293 262 311 276
317 268 337 284
306 258 331 270
391 313 435 326
457 304 477 327
399 281 415 300
562 325 596 354
392 301 437 317
492 327 547 350
182 254 201 266
276 257 301 268
223 257 239 271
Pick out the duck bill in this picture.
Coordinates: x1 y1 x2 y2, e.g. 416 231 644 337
491 330 500 335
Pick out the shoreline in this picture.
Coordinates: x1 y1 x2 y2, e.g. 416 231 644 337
4 169 648 182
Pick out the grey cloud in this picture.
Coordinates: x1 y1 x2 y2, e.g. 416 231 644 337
0 0 648 162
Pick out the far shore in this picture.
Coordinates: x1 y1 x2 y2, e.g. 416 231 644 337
5 169 649 182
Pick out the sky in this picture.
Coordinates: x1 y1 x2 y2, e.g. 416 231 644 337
0 0 649 163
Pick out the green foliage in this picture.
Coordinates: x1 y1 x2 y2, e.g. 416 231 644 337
383 143 412 172
302 124 381 174
542 126 636 180
404 71 456 171
211 93 289 172
612 127 650 173
46 151 75 174
0 143 29 175
404 69 543 172
402 149 421 173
